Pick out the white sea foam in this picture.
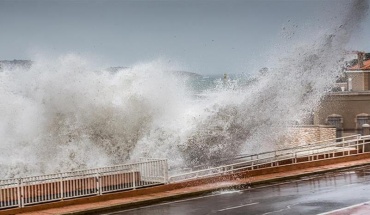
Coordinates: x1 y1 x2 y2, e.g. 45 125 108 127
0 0 368 178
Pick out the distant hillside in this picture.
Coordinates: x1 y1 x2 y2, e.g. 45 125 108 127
168 70 202 78
105 66 202 78
105 66 130 73
0 60 33 71
0 62 202 78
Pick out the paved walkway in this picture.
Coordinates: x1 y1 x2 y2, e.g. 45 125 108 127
11 157 370 215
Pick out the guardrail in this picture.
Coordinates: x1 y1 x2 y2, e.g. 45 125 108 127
0 158 168 209
168 135 370 183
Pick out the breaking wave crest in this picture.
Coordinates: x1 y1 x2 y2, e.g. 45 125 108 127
0 0 368 178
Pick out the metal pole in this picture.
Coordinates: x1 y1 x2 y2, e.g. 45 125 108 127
357 139 360 154
97 174 102 195
132 171 136 190
163 160 169 184
294 152 297 163
17 178 24 208
60 175 64 200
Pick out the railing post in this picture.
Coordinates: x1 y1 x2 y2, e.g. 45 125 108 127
96 174 102 195
17 178 24 208
362 140 365 153
163 160 169 184
294 152 297 163
132 170 136 190
60 174 64 200
357 139 360 154
342 141 344 152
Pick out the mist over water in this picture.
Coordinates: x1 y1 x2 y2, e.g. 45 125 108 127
0 0 368 178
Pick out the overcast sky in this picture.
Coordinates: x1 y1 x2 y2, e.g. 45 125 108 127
0 0 369 75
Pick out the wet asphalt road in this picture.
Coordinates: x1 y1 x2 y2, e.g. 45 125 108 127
100 165 370 215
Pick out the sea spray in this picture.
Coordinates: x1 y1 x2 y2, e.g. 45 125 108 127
0 0 369 178
167 0 370 166
0 56 193 178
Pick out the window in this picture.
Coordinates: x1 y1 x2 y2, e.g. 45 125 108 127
326 114 343 129
326 114 343 138
356 113 370 129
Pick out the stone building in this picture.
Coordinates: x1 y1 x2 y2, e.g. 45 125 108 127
314 52 370 137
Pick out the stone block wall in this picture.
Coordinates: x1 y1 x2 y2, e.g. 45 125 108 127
282 125 336 146
319 126 337 141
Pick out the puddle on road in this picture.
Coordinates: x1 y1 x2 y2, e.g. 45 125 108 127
212 189 243 195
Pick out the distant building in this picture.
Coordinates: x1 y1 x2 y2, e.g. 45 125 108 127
314 52 370 137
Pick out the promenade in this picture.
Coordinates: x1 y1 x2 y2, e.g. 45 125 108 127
2 153 370 215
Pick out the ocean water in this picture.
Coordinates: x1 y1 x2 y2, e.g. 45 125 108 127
0 0 368 179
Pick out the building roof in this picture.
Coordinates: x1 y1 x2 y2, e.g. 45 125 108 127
348 59 370 70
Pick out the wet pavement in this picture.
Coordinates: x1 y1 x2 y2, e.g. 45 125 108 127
100 165 370 215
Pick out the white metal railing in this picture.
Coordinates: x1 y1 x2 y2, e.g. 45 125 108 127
1 135 369 210
168 135 370 183
217 134 361 164
0 158 168 209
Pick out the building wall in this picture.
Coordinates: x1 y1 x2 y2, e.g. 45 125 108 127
314 92 370 133
365 72 370 90
348 72 364 91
